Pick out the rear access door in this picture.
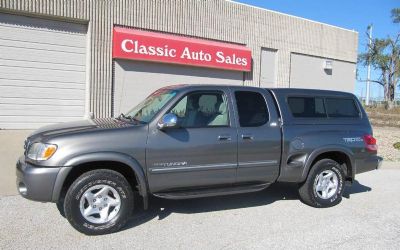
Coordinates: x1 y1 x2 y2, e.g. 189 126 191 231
231 87 281 183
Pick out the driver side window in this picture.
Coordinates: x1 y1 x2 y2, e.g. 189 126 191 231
170 92 229 128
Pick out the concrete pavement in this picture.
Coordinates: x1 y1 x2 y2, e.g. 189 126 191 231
1 169 400 249
380 161 400 168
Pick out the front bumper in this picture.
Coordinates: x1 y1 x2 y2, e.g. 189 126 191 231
16 156 60 202
355 155 383 175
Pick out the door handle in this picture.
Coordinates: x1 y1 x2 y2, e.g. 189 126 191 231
218 135 231 141
241 134 254 140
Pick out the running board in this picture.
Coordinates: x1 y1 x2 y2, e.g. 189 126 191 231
153 183 271 200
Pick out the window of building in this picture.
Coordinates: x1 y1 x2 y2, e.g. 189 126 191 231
235 91 269 127
287 97 327 118
325 98 360 118
170 92 229 128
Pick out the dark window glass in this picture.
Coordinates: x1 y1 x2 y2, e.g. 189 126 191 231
287 97 327 118
235 91 269 127
325 98 360 118
170 92 229 128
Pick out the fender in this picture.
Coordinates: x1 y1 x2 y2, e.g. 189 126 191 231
300 145 355 182
51 152 149 209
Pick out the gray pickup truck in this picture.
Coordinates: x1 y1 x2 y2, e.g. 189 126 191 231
17 85 381 235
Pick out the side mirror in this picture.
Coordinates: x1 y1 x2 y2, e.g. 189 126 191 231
157 113 178 130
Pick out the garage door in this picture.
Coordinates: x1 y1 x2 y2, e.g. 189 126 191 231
0 13 87 129
113 60 244 115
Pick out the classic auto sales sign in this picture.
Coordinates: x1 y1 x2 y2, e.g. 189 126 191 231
112 27 252 72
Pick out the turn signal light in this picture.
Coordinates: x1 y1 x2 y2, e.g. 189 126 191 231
43 145 57 159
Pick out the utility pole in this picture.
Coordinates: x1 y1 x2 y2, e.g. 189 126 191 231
366 24 373 106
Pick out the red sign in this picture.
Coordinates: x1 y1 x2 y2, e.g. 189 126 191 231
112 27 252 72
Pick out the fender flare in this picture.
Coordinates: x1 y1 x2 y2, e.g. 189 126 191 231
52 152 148 209
301 146 355 182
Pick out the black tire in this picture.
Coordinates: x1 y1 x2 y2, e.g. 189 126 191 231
298 159 345 208
56 198 65 218
64 169 134 235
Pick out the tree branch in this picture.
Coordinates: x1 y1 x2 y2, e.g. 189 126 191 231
358 79 385 86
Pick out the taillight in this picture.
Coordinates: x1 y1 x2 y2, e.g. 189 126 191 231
363 134 377 152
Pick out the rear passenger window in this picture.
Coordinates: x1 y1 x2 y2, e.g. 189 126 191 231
325 98 360 118
287 97 326 118
235 91 269 127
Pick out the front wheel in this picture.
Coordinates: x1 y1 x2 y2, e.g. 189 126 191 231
298 159 345 208
64 169 134 235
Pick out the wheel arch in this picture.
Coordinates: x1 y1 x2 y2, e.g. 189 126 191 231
52 152 148 209
301 147 354 183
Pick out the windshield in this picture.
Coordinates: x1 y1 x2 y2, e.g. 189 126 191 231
123 89 178 124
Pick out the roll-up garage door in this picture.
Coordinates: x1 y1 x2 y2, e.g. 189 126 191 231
0 13 87 129
113 60 243 115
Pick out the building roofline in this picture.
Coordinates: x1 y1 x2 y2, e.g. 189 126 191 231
229 0 358 34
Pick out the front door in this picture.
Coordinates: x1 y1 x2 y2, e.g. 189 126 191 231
232 89 281 183
146 89 237 193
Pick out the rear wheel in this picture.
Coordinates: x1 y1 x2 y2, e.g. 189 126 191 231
298 159 345 208
64 169 134 235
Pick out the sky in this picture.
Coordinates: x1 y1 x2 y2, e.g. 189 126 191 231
235 0 399 99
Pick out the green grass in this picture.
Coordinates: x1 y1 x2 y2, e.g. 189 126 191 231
394 142 400 150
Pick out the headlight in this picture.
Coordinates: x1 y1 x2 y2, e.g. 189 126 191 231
27 143 57 161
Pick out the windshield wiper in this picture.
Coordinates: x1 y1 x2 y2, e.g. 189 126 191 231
118 113 130 121
117 113 146 124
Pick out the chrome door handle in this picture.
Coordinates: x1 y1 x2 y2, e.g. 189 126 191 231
270 122 278 127
218 135 231 141
241 134 254 140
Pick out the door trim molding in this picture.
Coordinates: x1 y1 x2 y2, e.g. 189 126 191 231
149 163 237 174
149 160 279 174
238 160 278 168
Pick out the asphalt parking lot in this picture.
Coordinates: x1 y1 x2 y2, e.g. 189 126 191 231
1 168 400 250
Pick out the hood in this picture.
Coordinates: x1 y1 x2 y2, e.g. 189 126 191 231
29 118 136 141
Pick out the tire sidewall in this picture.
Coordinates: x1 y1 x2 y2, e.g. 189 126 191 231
309 160 345 207
65 171 133 235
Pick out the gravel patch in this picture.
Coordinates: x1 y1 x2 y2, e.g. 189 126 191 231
373 126 400 161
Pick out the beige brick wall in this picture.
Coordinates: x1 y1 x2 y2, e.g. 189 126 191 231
0 0 358 117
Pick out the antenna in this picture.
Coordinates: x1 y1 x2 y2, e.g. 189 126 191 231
366 24 373 106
